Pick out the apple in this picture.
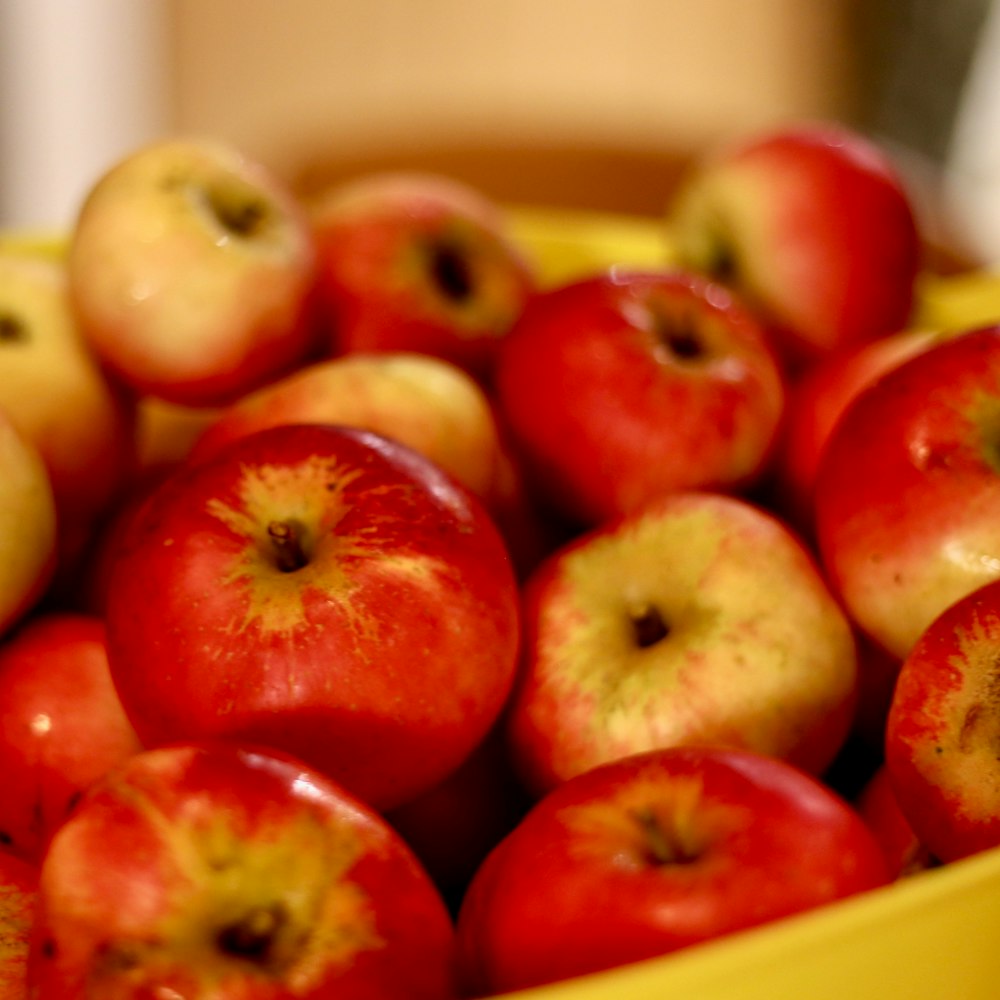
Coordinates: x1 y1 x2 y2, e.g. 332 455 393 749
505 489 857 798
0 409 57 639
188 351 511 512
494 268 787 527
815 324 1000 660
0 252 136 575
102 422 521 812
133 395 225 478
310 171 537 384
770 325 945 534
884 577 1000 863
0 850 38 1000
666 121 922 369
67 137 319 407
855 764 935 879
0 612 143 862
455 745 889 995
27 741 458 999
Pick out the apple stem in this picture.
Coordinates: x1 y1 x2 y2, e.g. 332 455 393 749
267 520 309 573
631 807 699 866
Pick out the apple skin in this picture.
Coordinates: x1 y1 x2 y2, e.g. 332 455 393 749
456 745 889 995
0 409 57 639
67 137 319 407
103 422 521 812
0 253 137 569
770 326 945 535
188 351 511 514
310 171 537 385
855 764 935 879
0 850 38 1000
494 269 787 527
815 324 1000 660
884 578 1000 863
667 122 921 369
0 612 143 863
27 741 458 1000
506 490 857 797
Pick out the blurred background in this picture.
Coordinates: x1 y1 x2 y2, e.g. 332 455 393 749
1 0 999 262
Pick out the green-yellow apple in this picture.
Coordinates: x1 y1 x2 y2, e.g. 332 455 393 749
667 122 921 370
28 742 458 999
506 490 857 797
67 137 319 407
495 269 787 527
103 422 521 812
0 409 57 638
310 171 537 385
0 252 136 572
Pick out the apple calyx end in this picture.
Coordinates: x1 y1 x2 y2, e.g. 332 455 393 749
630 806 702 866
629 602 670 649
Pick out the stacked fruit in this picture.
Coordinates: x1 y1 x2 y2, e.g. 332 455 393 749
0 120 998 999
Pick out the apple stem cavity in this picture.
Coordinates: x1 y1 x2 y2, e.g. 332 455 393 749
630 602 670 649
216 903 286 965
651 309 706 364
0 313 27 344
428 239 474 303
630 807 701 866
267 519 310 573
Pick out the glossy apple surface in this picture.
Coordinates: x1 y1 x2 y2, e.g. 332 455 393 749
506 490 857 796
667 122 921 368
495 269 786 527
815 325 1000 659
311 171 536 384
28 742 458 999
456 745 888 994
68 137 319 406
0 613 142 862
103 423 520 811
885 578 1000 862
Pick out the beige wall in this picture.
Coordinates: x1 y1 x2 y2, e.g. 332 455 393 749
170 0 858 210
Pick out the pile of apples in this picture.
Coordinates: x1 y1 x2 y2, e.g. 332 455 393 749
1 119 999 998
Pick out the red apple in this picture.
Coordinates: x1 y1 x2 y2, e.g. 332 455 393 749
667 121 922 369
310 171 537 384
0 410 57 639
0 851 38 1000
103 422 521 812
0 253 136 570
855 764 935 879
495 269 786 527
456 745 889 995
771 326 945 533
506 490 858 797
67 137 319 407
0 612 143 862
885 577 1000 862
28 742 458 999
815 324 1000 660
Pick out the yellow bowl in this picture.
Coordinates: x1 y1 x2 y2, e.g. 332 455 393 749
497 205 1000 1000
